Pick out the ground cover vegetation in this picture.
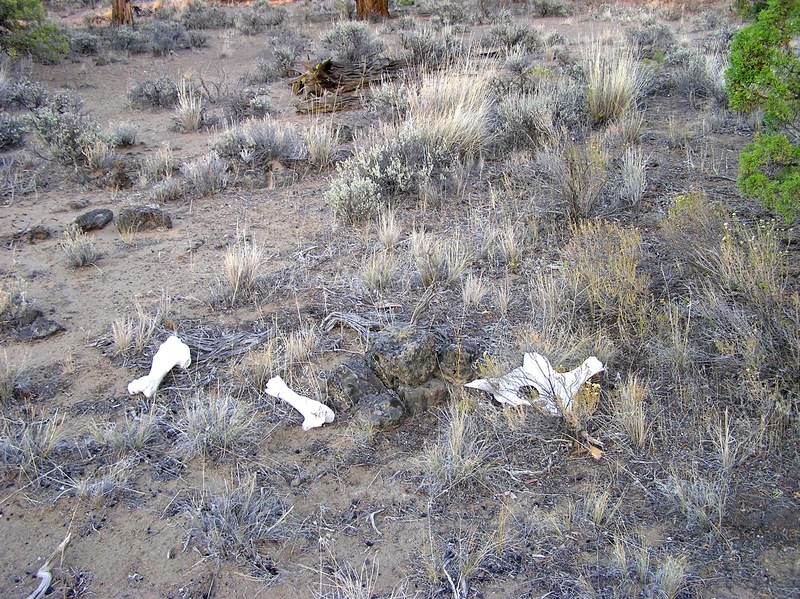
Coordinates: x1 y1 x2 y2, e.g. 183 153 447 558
0 0 798 597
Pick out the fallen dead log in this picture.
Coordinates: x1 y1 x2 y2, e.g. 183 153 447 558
290 58 407 113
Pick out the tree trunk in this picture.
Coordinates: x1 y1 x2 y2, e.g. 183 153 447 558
356 0 389 21
111 0 134 26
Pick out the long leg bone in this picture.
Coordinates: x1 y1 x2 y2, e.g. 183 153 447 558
265 375 335 431
127 335 191 398
465 352 604 418
26 533 72 599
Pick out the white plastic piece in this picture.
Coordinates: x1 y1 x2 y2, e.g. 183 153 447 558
127 335 191 398
465 352 604 417
265 375 335 431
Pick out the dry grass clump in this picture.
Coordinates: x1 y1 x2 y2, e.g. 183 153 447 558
462 272 489 308
417 402 496 498
222 232 267 306
618 145 648 206
174 392 259 459
139 144 176 184
213 116 305 168
361 249 397 292
562 220 652 338
411 229 472 287
405 71 495 158
0 349 19 404
377 208 402 249
107 121 138 147
183 471 291 578
180 151 228 196
61 228 100 268
533 134 609 222
612 374 651 448
658 463 728 531
0 412 68 482
60 457 134 505
328 71 493 221
495 92 555 151
173 79 205 133
306 118 340 170
584 38 652 124
82 139 116 171
111 296 170 356
92 406 163 456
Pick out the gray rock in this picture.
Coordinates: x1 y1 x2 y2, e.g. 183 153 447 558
438 341 480 385
367 327 438 388
353 390 405 428
73 208 113 232
1 225 51 246
116 206 172 233
398 378 449 415
327 357 386 411
12 306 64 341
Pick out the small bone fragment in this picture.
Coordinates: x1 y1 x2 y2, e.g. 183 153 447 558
26 533 72 599
465 352 604 417
127 335 191 398
265 375 335 430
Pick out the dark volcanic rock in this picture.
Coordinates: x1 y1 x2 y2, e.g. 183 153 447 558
1 225 51 246
12 306 64 341
438 341 480 384
327 357 387 411
366 327 438 388
73 208 113 232
353 389 405 428
116 206 172 232
398 378 449 415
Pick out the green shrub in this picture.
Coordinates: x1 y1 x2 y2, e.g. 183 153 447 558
180 0 233 30
128 76 179 109
27 92 101 166
325 125 458 222
0 0 68 63
485 23 543 53
725 0 800 221
0 114 26 150
320 21 386 64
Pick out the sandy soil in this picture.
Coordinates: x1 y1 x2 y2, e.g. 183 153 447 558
1 1 798 598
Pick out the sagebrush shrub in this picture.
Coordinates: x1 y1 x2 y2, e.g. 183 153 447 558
0 114 26 150
401 26 461 67
128 75 179 109
181 151 228 196
325 125 458 222
27 92 101 166
495 92 554 151
180 0 233 30
486 23 543 53
320 21 386 63
213 116 305 166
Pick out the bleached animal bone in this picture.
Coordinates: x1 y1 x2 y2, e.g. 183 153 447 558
265 375 335 431
127 335 191 398
465 352 604 417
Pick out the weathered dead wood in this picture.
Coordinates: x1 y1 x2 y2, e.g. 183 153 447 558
111 0 134 26
356 0 389 20
290 58 406 113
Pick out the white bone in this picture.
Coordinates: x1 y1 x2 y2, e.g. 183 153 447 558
465 352 604 417
127 335 191 398
265 375 335 431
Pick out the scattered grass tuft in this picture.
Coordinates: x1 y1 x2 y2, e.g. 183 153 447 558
61 228 100 268
175 393 259 460
417 402 495 498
